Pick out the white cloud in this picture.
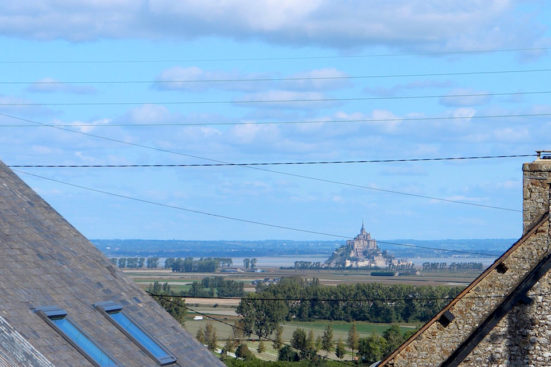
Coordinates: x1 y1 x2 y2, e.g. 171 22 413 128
0 1 546 51
282 68 350 91
439 88 492 107
126 104 172 123
154 67 272 92
365 80 454 97
27 78 97 94
154 67 349 92
234 90 336 110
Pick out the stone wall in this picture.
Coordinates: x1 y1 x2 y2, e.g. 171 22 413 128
383 219 550 366
382 158 551 366
523 160 551 234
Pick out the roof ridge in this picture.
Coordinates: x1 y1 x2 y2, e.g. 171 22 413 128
379 211 550 366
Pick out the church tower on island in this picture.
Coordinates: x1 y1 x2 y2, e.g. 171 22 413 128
325 223 410 268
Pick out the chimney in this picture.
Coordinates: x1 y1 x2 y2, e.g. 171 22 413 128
523 151 551 234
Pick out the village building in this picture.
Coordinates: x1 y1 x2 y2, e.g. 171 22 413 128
380 151 551 366
0 160 223 366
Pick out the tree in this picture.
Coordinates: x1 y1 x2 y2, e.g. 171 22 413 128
196 328 205 344
236 295 288 339
257 340 266 354
301 330 317 360
204 323 217 351
358 335 387 364
291 328 307 351
383 324 404 355
243 258 250 270
235 344 255 360
223 338 235 356
273 325 284 350
232 319 245 343
347 321 359 353
146 257 159 268
315 336 322 352
278 345 299 362
321 324 334 354
250 258 257 270
335 338 346 360
157 296 186 324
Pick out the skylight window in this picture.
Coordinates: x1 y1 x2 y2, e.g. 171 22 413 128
35 306 119 367
95 301 177 366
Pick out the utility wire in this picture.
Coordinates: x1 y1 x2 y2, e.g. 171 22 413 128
7 154 536 169
1 112 549 128
0 46 548 64
1 112 520 212
14 169 502 257
151 297 353 366
1 90 549 106
8 68 551 85
149 293 526 302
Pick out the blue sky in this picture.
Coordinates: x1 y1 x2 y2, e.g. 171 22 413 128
0 0 550 241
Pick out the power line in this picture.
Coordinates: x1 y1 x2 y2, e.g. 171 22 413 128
0 112 521 212
7 154 536 169
14 169 503 257
1 112 549 128
154 298 353 366
0 46 548 64
1 90 549 106
148 293 521 302
6 68 551 85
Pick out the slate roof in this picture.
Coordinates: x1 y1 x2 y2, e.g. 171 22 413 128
0 161 224 366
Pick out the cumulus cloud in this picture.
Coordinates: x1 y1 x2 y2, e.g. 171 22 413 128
27 78 97 94
0 1 546 51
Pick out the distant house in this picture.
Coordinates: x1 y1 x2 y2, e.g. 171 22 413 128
0 161 223 366
381 152 551 366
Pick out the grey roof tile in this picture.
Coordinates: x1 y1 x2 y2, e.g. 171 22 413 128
0 161 223 366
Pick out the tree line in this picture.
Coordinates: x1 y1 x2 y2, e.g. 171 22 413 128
236 277 461 343
111 257 159 268
422 262 484 272
148 277 244 298
165 257 233 272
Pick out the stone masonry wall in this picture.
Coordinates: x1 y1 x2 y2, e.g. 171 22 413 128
523 160 551 234
460 259 551 366
383 158 551 366
384 220 550 367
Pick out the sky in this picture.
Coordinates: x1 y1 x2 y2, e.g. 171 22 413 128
0 0 550 241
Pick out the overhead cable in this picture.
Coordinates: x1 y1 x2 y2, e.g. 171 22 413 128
0 112 520 213
1 90 550 106
15 169 503 257
0 46 548 64
156 298 352 366
148 293 526 302
8 154 536 169
1 112 550 128
4 68 551 85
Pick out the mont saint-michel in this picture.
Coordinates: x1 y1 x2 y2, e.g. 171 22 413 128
325 223 411 268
